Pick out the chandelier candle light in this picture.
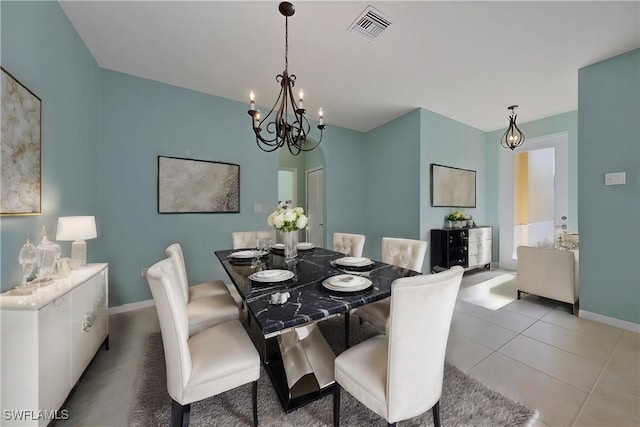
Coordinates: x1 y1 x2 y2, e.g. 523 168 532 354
500 105 525 150
248 2 325 155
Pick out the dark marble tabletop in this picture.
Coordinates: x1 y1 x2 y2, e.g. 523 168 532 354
215 247 419 336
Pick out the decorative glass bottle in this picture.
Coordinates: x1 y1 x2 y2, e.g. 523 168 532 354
36 226 61 282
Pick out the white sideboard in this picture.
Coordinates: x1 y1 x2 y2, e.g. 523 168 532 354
0 264 108 426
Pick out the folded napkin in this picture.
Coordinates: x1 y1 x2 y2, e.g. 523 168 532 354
336 257 372 267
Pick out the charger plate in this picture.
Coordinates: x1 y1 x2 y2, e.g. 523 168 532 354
322 274 372 292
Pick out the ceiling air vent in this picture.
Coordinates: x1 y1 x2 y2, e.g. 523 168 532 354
347 5 391 43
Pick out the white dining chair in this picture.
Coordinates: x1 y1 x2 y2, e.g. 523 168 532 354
334 266 464 427
165 243 230 299
232 230 276 249
332 232 366 257
165 243 240 336
353 237 428 333
146 257 260 427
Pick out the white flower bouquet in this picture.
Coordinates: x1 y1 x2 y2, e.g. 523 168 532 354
267 205 308 232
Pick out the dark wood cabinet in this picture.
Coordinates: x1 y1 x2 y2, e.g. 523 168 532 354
430 227 492 272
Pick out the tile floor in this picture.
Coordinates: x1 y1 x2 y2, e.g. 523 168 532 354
58 269 639 426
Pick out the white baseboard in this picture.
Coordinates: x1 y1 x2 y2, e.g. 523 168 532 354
579 309 640 333
109 299 155 315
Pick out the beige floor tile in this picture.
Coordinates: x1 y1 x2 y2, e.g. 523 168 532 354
541 309 624 340
591 332 640 417
523 320 619 364
445 331 494 372
529 417 550 427
499 335 603 392
450 312 518 350
468 352 587 426
456 300 538 333
501 296 560 319
574 395 640 427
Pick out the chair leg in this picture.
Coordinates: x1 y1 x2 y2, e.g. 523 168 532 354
432 400 440 427
333 383 341 427
252 380 258 426
517 290 522 300
344 312 351 349
170 399 190 427
182 403 191 427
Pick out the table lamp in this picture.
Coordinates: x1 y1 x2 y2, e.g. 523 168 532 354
56 216 97 269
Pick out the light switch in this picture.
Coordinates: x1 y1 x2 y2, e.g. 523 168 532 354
604 172 626 186
254 203 263 213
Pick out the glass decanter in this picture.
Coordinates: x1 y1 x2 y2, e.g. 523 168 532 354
18 239 38 288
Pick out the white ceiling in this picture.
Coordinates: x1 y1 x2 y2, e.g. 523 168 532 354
59 1 639 133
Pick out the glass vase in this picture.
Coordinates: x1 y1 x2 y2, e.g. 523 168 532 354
282 230 298 262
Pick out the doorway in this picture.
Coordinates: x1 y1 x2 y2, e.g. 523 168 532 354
278 168 297 207
499 133 569 270
306 167 324 247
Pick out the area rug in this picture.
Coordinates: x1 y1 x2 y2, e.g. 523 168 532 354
458 273 518 310
129 316 535 426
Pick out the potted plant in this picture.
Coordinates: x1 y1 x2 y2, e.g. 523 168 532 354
445 211 468 228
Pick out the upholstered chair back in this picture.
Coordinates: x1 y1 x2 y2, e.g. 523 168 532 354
381 237 428 272
165 243 190 303
386 266 463 422
146 257 193 403
232 230 276 249
333 233 366 257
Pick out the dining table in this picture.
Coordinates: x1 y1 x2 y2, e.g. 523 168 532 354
215 246 419 412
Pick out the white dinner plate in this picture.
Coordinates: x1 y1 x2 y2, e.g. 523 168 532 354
230 250 267 259
322 274 372 292
271 243 285 250
297 242 314 250
334 257 374 267
249 269 294 283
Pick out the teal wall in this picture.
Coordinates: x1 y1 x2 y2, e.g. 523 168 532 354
578 49 639 324
362 110 421 261
419 108 487 265
486 111 578 259
2 2 638 327
99 70 280 306
99 70 364 306
0 1 102 290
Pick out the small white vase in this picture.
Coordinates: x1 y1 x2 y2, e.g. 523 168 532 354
282 231 298 262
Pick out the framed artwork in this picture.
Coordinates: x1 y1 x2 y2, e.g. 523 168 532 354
430 163 476 207
157 156 240 213
1 67 42 216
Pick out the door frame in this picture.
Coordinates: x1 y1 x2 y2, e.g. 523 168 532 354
306 166 324 248
498 132 569 270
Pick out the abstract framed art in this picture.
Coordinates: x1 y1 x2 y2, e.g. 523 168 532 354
1 67 42 216
430 163 476 208
157 156 240 213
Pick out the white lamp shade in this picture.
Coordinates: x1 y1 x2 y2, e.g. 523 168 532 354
56 216 97 241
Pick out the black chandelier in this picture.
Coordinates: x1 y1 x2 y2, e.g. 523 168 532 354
248 2 325 155
500 105 525 150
